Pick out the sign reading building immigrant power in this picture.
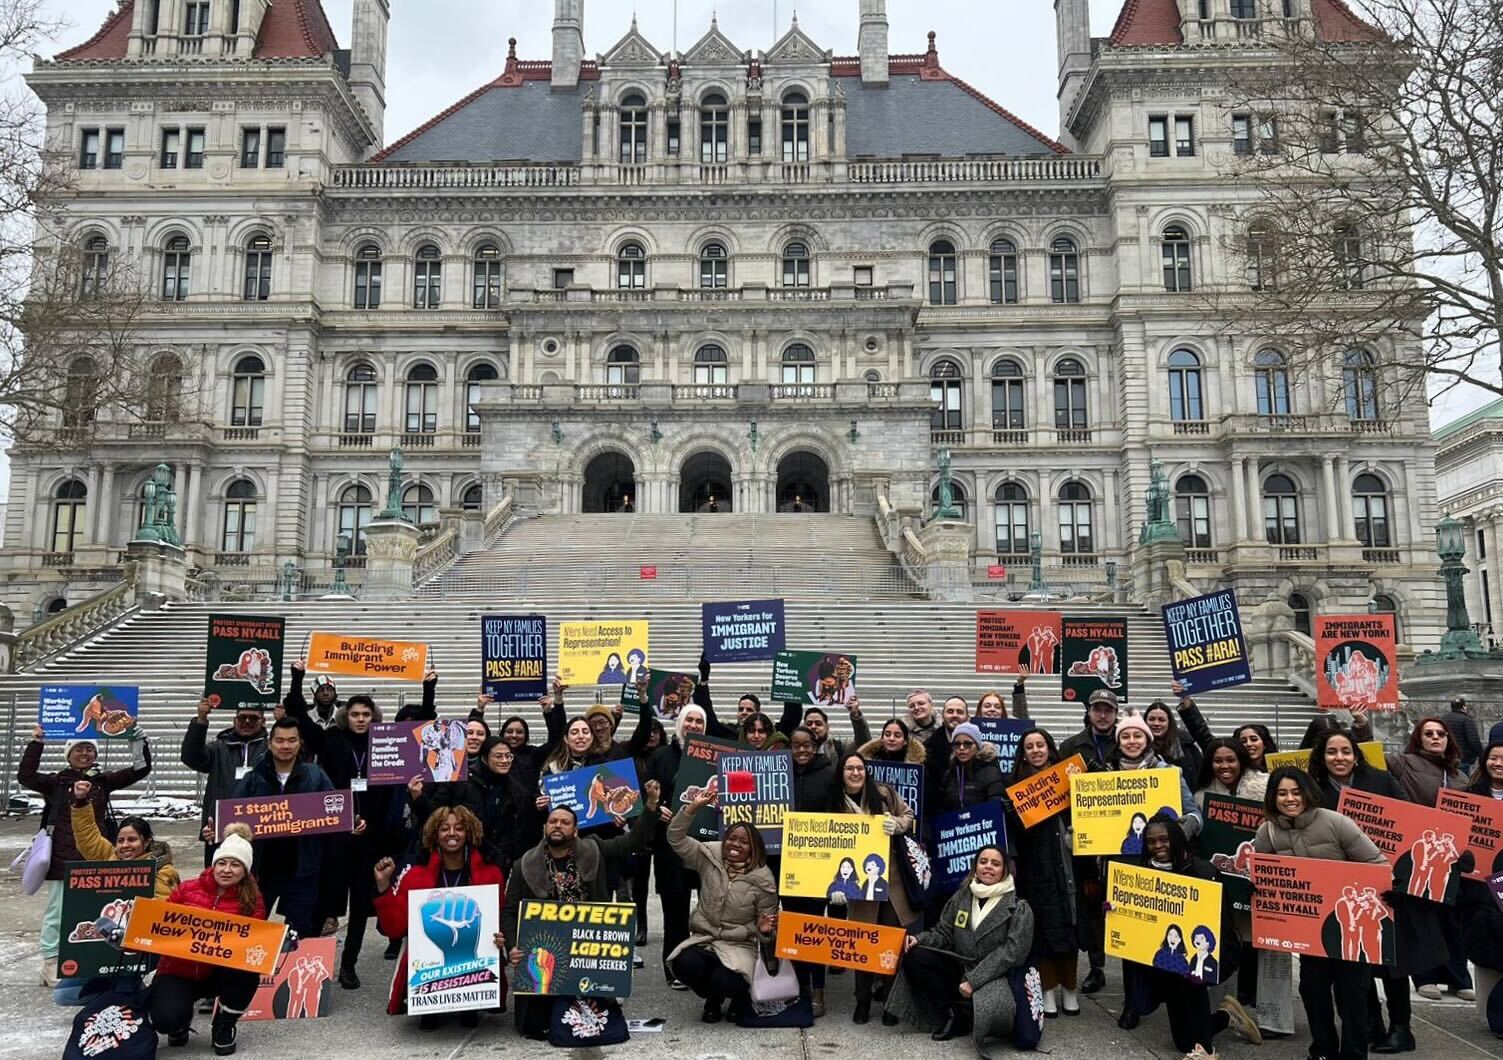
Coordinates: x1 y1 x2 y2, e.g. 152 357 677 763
1161 590 1252 693
405 885 502 1015
702 599 786 663
511 901 636 998
1006 753 1086 829
930 803 1005 890
1106 862 1225 984
368 720 469 786
39 685 139 741
557 620 649 687
1061 615 1129 705
975 611 1062 674
1315 614 1399 711
1249 854 1395 965
480 614 547 702
306 632 428 682
673 736 738 842
215 789 355 842
204 614 284 711
57 860 155 981
770 650 858 705
541 761 643 831
718 750 794 854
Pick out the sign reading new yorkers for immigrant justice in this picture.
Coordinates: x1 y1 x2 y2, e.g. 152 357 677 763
480 614 547 702
701 599 786 663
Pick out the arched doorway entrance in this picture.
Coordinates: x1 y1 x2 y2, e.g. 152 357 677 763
582 451 637 513
680 452 733 513
776 451 829 512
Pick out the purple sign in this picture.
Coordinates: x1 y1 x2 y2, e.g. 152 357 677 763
1490 871 1503 916
215 789 355 841
367 720 470 786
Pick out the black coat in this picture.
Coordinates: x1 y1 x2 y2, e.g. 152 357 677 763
1007 775 1077 958
938 747 1006 814
475 764 540 874
793 753 836 812
232 755 334 880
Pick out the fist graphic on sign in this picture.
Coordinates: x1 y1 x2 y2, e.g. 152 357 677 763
422 891 483 964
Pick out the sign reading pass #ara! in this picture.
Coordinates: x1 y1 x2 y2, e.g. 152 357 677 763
306 632 428 682
719 750 794 854
39 685 139 741
770 650 858 705
480 615 547 702
1161 590 1252 694
204 614 284 712
701 599 786 663
1061 615 1129 705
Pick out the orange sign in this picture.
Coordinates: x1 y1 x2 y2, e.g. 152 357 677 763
122 898 288 975
775 911 907 975
305 632 428 681
1437 789 1503 880
1006 753 1086 829
1314 614 1398 711
1249 853 1395 965
1336 789 1467 904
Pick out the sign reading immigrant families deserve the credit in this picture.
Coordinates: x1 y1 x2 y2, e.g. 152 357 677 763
480 615 547 702
306 632 428 681
511 901 636 998
771 650 858 705
367 720 469 786
58 860 155 981
204 614 284 711
1337 788 1467 904
215 790 355 842
1161 590 1252 693
405 885 502 1015
1249 854 1395 965
780 812 891 900
701 600 786 663
718 750 794 854
775 912 906 975
1070 768 1180 856
39 685 139 741
1006 753 1086 829
930 804 1005 890
1315 614 1399 711
1061 616 1129 705
975 611 1062 674
1107 862 1225 984
557 620 649 687
122 897 288 975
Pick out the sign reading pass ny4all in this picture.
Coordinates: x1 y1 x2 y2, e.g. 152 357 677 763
58 860 155 981
1061 616 1129 705
204 614 284 712
511 901 636 998
1161 590 1252 694
701 599 786 663
480 615 547 702
39 685 139 741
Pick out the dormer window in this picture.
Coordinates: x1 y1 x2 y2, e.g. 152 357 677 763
620 94 648 164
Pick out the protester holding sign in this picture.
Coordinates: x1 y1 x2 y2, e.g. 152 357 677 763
937 723 1007 815
1194 737 1268 807
1110 710 1201 839
472 736 543 874
183 696 268 867
785 725 838 1014
69 779 179 899
803 698 870 763
1143 689 1215 785
1234 724 1278 774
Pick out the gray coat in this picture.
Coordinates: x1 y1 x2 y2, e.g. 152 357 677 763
180 720 267 826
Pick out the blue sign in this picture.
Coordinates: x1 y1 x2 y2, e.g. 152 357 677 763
38 685 140 741
930 803 1006 891
480 614 548 702
541 761 643 831
974 718 1031 775
702 599 786 664
1161 590 1252 694
867 761 923 837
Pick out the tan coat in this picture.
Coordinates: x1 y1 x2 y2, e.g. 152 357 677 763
1253 806 1387 865
843 784 920 927
665 806 779 985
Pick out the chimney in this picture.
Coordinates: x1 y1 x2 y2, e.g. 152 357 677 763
553 0 585 89
1055 0 1090 147
349 0 390 146
858 0 889 85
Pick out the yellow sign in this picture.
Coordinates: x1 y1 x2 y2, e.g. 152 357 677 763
1106 862 1225 984
1070 767 1181 856
779 812 891 900
1264 742 1386 773
557 621 650 687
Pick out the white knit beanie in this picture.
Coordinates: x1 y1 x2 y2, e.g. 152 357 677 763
64 738 99 759
213 822 255 873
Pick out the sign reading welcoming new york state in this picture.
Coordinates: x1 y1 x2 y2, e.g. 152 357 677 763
1161 590 1252 694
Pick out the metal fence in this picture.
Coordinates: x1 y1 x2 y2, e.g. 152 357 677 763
426 562 922 601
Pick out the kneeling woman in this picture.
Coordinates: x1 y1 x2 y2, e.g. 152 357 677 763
883 846 1035 1049
149 823 264 1056
374 807 506 1030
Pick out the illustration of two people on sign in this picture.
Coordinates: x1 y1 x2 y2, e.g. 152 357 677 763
1404 829 1461 902
414 719 467 783
1333 885 1393 963
212 648 276 693
1153 923 1219 985
597 649 646 686
827 853 888 902
270 952 332 1019
1022 624 1060 674
810 655 856 706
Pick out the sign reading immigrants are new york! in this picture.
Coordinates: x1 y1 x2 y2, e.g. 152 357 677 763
1315 613 1399 711
305 632 429 681
701 599 786 664
215 789 356 842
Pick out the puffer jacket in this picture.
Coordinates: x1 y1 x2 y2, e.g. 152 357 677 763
71 802 181 899
157 868 267 981
664 809 778 985
1253 807 1387 864
18 737 152 879
1385 750 1463 807
939 742 1007 813
856 736 927 765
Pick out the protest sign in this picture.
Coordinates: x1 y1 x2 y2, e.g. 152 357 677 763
718 750 794 854
57 860 155 980
974 718 1031 774
975 611 1062 674
204 614 283 711
406 885 502 1015
1315 614 1399 711
1337 788 1467 904
557 620 649 687
1161 590 1252 694
1200 794 1264 914
367 720 469 786
480 615 547 702
1070 767 1182 856
511 901 636 998
215 789 354 842
1490 872 1503 916
1264 743 1386 773
770 650 858 705
702 599 786 663
1107 863 1225 984
541 761 643 831
306 632 428 682
867 761 923 835
1006 753 1086 829
1061 615 1129 705
122 897 287 975
1249 854 1395 965
775 912 906 975
780 812 891 900
673 735 738 841
620 669 698 720
242 937 336 1021
39 685 139 741
930 803 1005 891
1437 789 1503 880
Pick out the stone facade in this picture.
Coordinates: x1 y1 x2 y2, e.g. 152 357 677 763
1434 400 1503 648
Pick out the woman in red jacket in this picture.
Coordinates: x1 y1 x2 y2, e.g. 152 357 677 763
373 806 506 1030
149 822 266 1056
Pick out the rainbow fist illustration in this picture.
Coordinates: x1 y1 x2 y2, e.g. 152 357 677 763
526 948 557 994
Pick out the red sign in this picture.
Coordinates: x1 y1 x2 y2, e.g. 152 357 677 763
1315 614 1399 711
1436 789 1503 880
639 566 658 581
976 610 1062 674
1249 853 1395 965
987 565 1007 580
1337 788 1467 904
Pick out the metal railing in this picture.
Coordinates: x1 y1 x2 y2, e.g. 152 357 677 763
429 562 920 601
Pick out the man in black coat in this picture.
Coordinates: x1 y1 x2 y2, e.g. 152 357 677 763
1442 697 1483 775
182 696 267 866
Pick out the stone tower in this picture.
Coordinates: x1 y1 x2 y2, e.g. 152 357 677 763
859 0 889 86
553 0 585 89
1055 0 1091 149
350 0 390 147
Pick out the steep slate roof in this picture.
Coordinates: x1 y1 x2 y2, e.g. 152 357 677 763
55 2 135 60
1108 0 1382 46
55 0 340 61
377 78 589 164
842 74 1063 156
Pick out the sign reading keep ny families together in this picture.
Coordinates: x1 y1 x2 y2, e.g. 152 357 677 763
480 614 547 702
1161 590 1252 694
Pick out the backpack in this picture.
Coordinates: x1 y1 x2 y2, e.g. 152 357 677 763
63 989 156 1060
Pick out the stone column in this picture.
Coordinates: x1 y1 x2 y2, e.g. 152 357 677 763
1320 457 1339 539
1229 456 1247 544
126 539 188 608
96 464 116 548
1246 459 1263 540
918 518 974 602
360 518 421 600
1335 456 1355 540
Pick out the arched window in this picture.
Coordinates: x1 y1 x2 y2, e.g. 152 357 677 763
700 93 729 163
607 346 640 386
1288 591 1312 636
63 356 99 427
1049 238 1080 303
1175 474 1212 548
927 240 958 306
781 344 815 385
460 483 484 511
620 93 648 164
353 243 383 309
1262 474 1301 545
146 354 183 422
1247 223 1279 291
781 242 810 288
988 239 1018 304
221 479 257 552
242 233 272 301
699 243 728 289
1254 350 1291 415
465 362 499 432
990 359 1025 430
1167 349 1204 422
1352 473 1391 548
694 345 728 385
402 484 438 526
1343 349 1380 421
162 235 190 301
617 242 646 289
781 91 809 162
1161 225 1192 292
413 244 441 310
1057 481 1094 555
337 484 373 555
343 361 378 434
1334 224 1365 289
404 362 439 434
472 244 502 309
929 360 963 431
932 481 968 521
51 479 87 554
81 235 109 298
1372 594 1399 638
994 482 1031 555
1053 358 1088 430
230 355 265 428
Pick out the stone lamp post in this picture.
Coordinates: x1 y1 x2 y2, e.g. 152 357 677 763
1433 514 1486 658
363 448 422 600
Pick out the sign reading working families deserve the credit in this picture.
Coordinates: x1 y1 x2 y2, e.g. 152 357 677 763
122 897 288 975
975 610 1062 674
930 803 1006 891
557 620 649 687
1199 794 1264 914
620 669 698 720
406 885 502 1015
1437 789 1503 880
1263 742 1387 773
674 736 738 842
718 750 794 854
866 761 923 835
1070 768 1180 856
1249 853 1395 965
215 789 355 842
58 860 155 981
1337 788 1467 904
480 614 547 702
1006 753 1086 829
39 685 139 741
702 599 786 663
367 720 469 786
775 912 906 975
974 718 1031 775
1161 590 1252 694
204 614 284 711
1061 615 1129 705
541 761 643 831
771 650 858 705
243 937 336 1021
511 901 636 998
306 632 428 682
1107 862 1225 984
1315 613 1399 711
779 812 891 900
